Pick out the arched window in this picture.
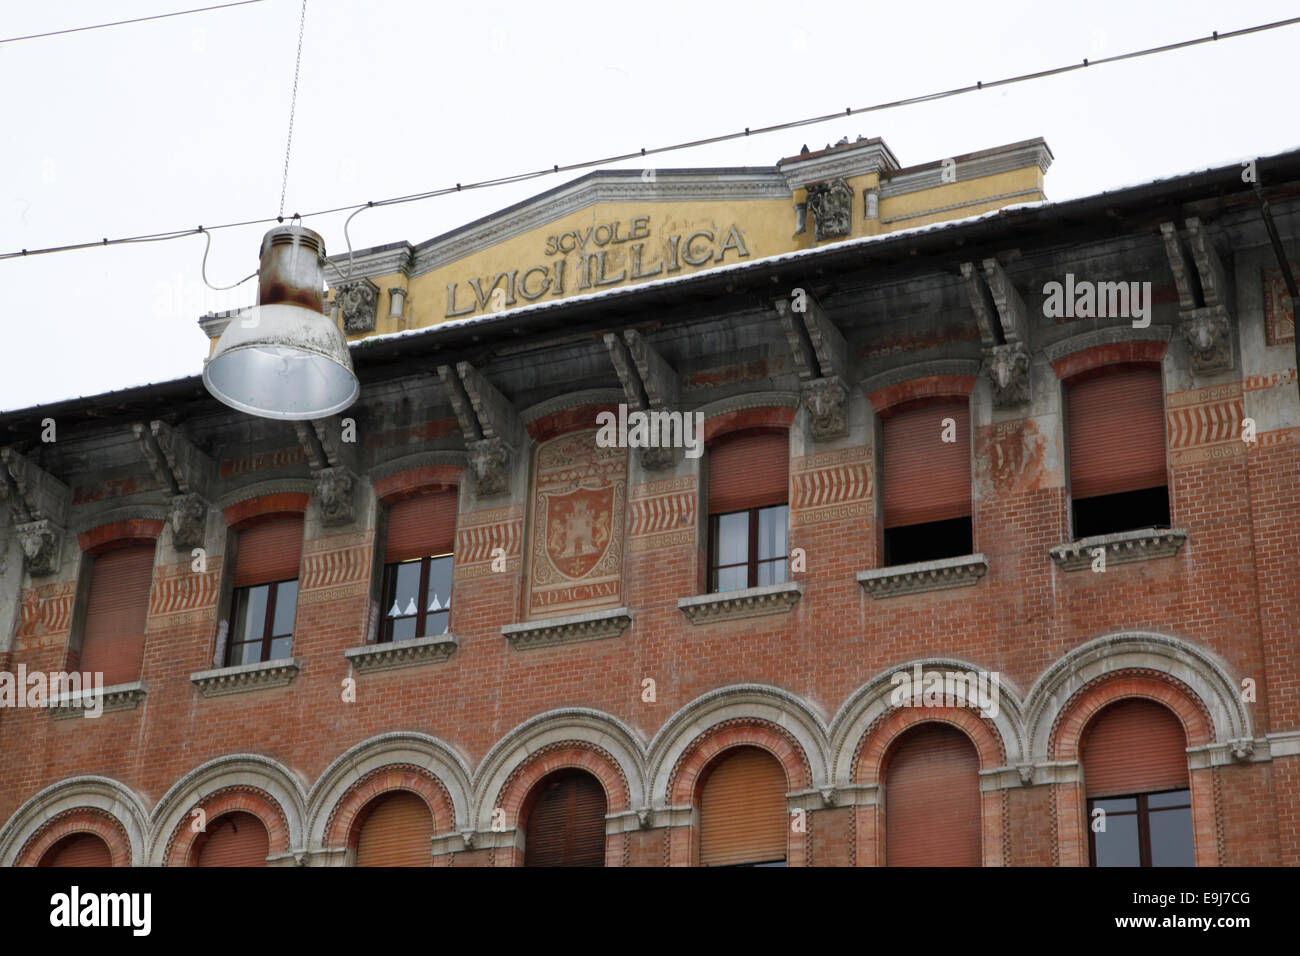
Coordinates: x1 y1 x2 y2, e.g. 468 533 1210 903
884 723 981 866
193 811 269 867
1065 365 1169 538
381 491 457 642
39 833 113 867
880 398 972 565
79 542 155 685
698 746 787 866
1083 699 1193 867
524 769 607 867
354 791 434 867
226 515 304 666
706 430 789 592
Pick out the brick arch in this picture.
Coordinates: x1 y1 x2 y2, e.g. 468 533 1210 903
164 786 291 866
17 807 131 867
851 705 1005 785
867 374 976 414
77 517 165 556
495 741 631 829
667 718 812 806
221 491 311 529
703 406 796 443
372 465 464 504
323 763 456 850
1049 668 1213 760
526 403 621 442
1049 339 1168 381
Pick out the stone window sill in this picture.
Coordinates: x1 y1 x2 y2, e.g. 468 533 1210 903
503 607 632 650
678 582 802 624
1050 528 1187 572
190 658 301 697
857 553 989 599
344 633 459 673
49 681 148 720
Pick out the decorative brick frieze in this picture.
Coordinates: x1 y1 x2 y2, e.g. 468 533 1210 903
454 505 522 580
190 658 301 697
1262 265 1297 345
49 682 147 720
629 476 696 552
678 582 802 624
148 560 221 627
344 634 459 673
856 553 988 599
502 607 631 650
16 581 76 639
1049 528 1187 572
790 445 871 527
1166 382 1246 466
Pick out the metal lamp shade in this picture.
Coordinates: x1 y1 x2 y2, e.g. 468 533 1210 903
203 303 359 420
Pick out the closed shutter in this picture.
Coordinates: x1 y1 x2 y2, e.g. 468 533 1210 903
385 492 457 563
882 401 971 528
525 771 607 867
79 543 155 686
233 515 303 587
40 833 113 867
1082 699 1189 798
708 430 789 516
355 791 434 867
195 812 269 867
1068 367 1167 500
885 723 981 866
699 746 787 866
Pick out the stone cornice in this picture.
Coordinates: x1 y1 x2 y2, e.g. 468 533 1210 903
344 634 459 673
48 682 148 720
520 389 626 425
678 581 802 624
502 607 632 650
1042 324 1173 365
1050 528 1187 571
190 658 301 697
879 140 1053 197
857 553 989 599
859 359 981 399
778 140 901 190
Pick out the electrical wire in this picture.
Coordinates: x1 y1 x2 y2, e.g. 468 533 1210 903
0 0 268 44
4 15 1299 264
279 0 309 220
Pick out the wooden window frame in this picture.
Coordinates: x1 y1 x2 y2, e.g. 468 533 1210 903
1087 787 1193 867
225 578 296 666
379 552 453 643
707 504 788 592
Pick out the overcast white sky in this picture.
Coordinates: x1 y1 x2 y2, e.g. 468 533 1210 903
2 0 1297 413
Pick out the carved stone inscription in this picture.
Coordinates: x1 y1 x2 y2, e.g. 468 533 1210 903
527 430 626 619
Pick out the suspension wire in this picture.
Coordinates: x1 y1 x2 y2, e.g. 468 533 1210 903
278 0 309 220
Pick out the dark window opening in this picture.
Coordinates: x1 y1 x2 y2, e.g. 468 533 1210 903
381 553 453 642
1072 486 1170 540
1089 788 1193 867
708 504 788 592
226 579 297 665
884 516 973 567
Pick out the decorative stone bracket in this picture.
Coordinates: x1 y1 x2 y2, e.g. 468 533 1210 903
856 553 989 599
16 519 65 577
314 466 357 527
439 362 523 497
293 417 360 526
190 658 301 697
134 421 215 553
678 581 802 624
49 682 148 720
1049 528 1188 572
603 329 683 471
502 607 632 650
962 259 1031 407
344 633 459 673
1161 218 1234 374
1 447 70 576
774 292 851 441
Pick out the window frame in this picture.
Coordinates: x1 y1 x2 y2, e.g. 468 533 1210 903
225 577 297 666
1087 787 1193 867
707 504 788 592
379 551 453 643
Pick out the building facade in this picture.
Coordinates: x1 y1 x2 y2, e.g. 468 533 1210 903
1 137 1297 867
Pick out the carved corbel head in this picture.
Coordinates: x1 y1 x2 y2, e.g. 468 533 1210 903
468 438 511 497
981 342 1031 407
335 279 380 334
169 493 208 553
1181 305 1232 374
805 178 853 241
315 467 357 526
801 376 849 441
17 519 62 577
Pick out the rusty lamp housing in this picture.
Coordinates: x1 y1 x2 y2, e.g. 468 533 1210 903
202 226 359 420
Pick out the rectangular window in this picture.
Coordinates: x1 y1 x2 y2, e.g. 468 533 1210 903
1088 788 1193 867
1067 367 1170 538
381 553 453 642
227 515 304 666
881 400 972 566
79 542 156 685
706 429 789 594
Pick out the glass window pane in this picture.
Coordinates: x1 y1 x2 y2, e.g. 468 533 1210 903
388 616 417 642
714 565 748 593
715 512 749 566
234 586 268 644
757 558 787 586
386 561 422 618
271 580 297 636
427 556 453 614
1092 805 1140 866
1093 797 1138 814
1148 789 1190 809
758 505 788 561
268 636 292 662
426 610 450 637
235 640 262 666
1148 806 1195 866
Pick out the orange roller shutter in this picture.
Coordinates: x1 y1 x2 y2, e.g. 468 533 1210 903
195 812 269 867
708 430 789 516
699 746 787 866
1082 699 1189 798
524 772 607 867
40 833 113 867
233 515 304 587
885 723 982 866
882 401 971 528
385 492 457 563
1067 367 1167 501
79 543 155 687
355 791 434 867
